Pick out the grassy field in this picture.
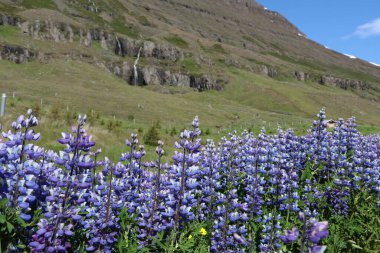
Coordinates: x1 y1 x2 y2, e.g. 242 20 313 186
1 56 380 161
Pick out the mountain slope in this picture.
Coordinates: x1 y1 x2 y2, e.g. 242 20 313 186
1 0 380 135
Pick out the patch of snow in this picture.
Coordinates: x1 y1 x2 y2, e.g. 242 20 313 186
343 53 357 59
264 7 268 10
370 61 380 67
323 45 329 49
298 33 305 37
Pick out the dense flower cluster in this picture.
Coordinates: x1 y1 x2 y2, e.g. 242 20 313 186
0 108 379 252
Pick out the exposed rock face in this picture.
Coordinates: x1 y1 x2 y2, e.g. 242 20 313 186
104 61 132 83
141 66 193 87
80 29 92 46
113 38 183 60
21 20 74 42
167 72 191 87
99 31 115 50
142 66 165 85
1 12 184 62
141 65 218 91
104 62 221 91
0 13 21 26
142 41 183 61
79 30 183 61
190 75 218 91
259 65 277 78
293 71 309 81
0 13 214 90
320 75 370 90
114 37 141 57
0 44 35 64
222 0 261 9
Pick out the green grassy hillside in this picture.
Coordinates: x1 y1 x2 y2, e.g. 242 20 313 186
1 0 380 160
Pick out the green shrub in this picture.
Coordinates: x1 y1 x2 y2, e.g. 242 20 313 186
144 125 160 146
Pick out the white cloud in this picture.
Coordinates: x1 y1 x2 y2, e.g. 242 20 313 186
352 18 380 38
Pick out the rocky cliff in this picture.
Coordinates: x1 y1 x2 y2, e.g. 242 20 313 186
320 75 370 90
103 61 222 91
0 44 36 64
0 12 217 90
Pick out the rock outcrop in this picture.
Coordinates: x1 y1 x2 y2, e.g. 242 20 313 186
0 13 21 26
0 13 184 62
142 66 166 85
319 75 370 90
1 12 185 64
222 0 261 9
190 75 219 91
114 37 141 57
73 29 183 61
142 41 183 61
141 67 194 87
21 20 74 42
293 71 309 81
140 65 221 91
104 61 132 83
0 44 35 64
259 65 277 78
103 62 221 91
80 30 92 46
112 37 183 61
0 13 216 90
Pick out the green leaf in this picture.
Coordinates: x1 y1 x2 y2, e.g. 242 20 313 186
352 244 363 250
0 198 8 207
0 214 6 224
6 221 14 233
17 244 26 249
301 163 312 181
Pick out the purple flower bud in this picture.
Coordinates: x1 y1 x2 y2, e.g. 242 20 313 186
233 233 247 245
33 132 41 141
37 228 47 236
19 202 29 209
310 245 327 253
86 246 95 252
20 212 31 221
5 141 16 148
298 211 305 221
36 244 45 251
72 214 82 221
29 242 40 248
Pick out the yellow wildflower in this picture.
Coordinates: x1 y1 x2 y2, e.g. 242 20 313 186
188 234 193 239
199 227 207 236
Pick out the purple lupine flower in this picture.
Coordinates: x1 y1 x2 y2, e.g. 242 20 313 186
310 245 327 253
279 227 299 243
308 221 328 244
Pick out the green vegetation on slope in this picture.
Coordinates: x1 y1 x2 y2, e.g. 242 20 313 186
21 0 57 10
164 34 189 49
1 57 380 160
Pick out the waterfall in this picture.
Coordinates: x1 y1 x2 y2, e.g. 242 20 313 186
133 47 142 85
116 37 122 56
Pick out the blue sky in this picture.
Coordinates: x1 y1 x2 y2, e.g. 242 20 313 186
258 0 380 65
